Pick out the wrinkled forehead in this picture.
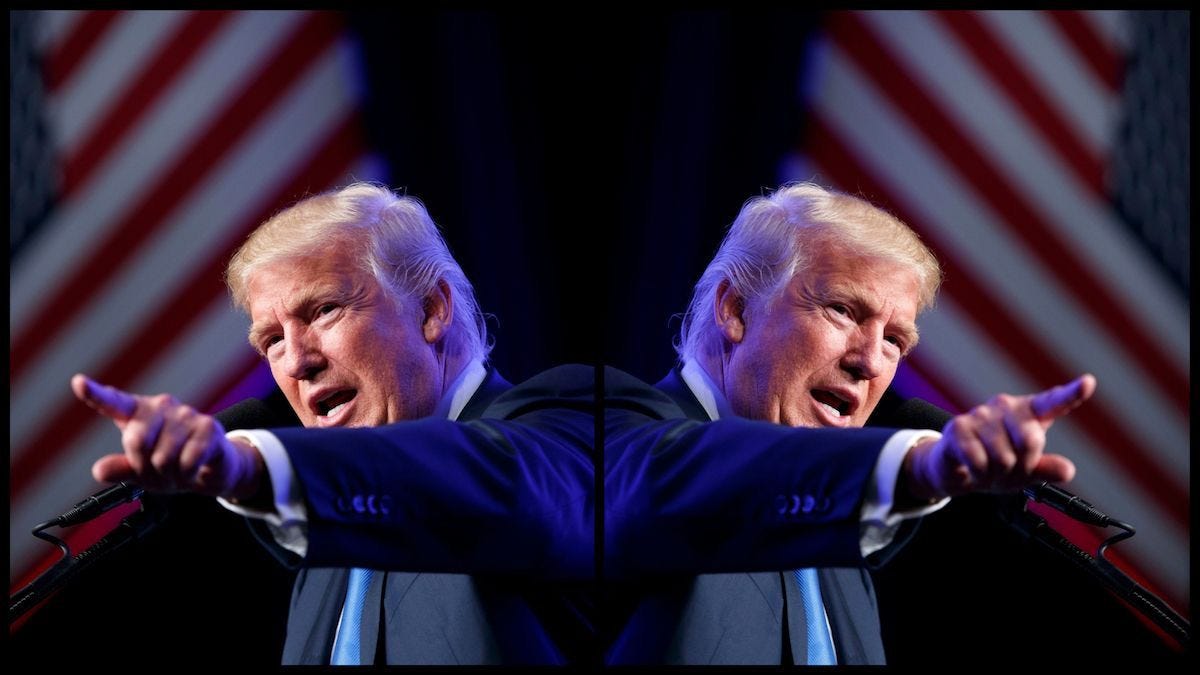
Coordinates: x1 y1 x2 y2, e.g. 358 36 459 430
245 251 373 312
805 230 931 305
808 237 921 294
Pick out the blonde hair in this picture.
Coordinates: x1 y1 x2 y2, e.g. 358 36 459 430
226 182 489 362
677 182 941 362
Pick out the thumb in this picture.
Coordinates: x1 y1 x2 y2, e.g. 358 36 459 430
1030 453 1076 485
92 453 138 484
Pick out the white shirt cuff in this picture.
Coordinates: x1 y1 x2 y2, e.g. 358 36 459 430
860 429 949 557
216 429 308 558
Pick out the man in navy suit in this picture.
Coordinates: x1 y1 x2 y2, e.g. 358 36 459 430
604 182 1095 664
72 183 594 664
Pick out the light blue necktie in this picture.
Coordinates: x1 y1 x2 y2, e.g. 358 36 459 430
331 568 374 665
794 568 837 665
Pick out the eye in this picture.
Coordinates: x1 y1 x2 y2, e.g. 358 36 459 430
829 303 851 317
884 334 908 355
313 303 342 322
258 334 283 357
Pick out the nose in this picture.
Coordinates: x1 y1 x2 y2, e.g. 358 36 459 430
841 327 885 381
280 327 326 381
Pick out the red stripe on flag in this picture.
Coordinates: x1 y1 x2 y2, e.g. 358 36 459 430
828 12 1188 417
1045 10 1124 93
10 113 366 505
43 10 124 93
806 115 1189 535
932 11 1107 197
60 11 235 198
11 11 342 385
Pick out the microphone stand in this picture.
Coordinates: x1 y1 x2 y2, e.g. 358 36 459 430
9 499 168 625
996 495 1190 650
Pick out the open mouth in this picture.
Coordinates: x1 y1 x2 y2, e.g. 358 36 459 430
316 389 357 417
811 389 850 418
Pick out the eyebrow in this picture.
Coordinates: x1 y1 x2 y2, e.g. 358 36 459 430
246 322 275 354
246 281 342 352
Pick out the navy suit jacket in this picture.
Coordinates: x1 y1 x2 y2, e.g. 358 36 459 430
603 366 905 664
253 365 595 665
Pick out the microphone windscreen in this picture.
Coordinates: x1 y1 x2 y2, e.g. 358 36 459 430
214 389 301 430
868 392 954 431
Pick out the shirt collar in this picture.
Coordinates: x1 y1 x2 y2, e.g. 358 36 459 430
434 359 488 421
679 359 737 421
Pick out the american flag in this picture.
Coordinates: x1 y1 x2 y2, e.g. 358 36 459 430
9 10 384 596
785 10 1188 619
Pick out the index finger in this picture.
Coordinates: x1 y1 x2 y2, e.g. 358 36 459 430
71 374 138 421
1029 373 1097 421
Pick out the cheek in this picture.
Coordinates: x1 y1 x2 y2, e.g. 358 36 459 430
768 345 819 391
809 322 849 357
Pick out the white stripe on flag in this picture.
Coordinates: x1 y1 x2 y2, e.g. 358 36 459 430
977 10 1121 156
46 11 189 151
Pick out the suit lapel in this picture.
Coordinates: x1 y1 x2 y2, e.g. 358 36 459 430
654 367 710 421
459 367 513 420
818 567 886 665
282 567 349 664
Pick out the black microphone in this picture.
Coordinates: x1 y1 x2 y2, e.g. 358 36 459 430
867 392 953 431
11 504 169 622
1022 481 1111 527
867 390 1113 526
52 481 146 527
48 393 301 527
213 393 301 430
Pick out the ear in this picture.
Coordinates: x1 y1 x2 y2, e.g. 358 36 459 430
421 279 454 344
714 279 746 344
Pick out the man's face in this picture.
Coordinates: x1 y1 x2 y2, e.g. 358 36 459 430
721 240 921 429
245 247 441 428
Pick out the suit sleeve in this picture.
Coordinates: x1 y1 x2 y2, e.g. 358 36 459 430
604 386 897 579
270 391 594 580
